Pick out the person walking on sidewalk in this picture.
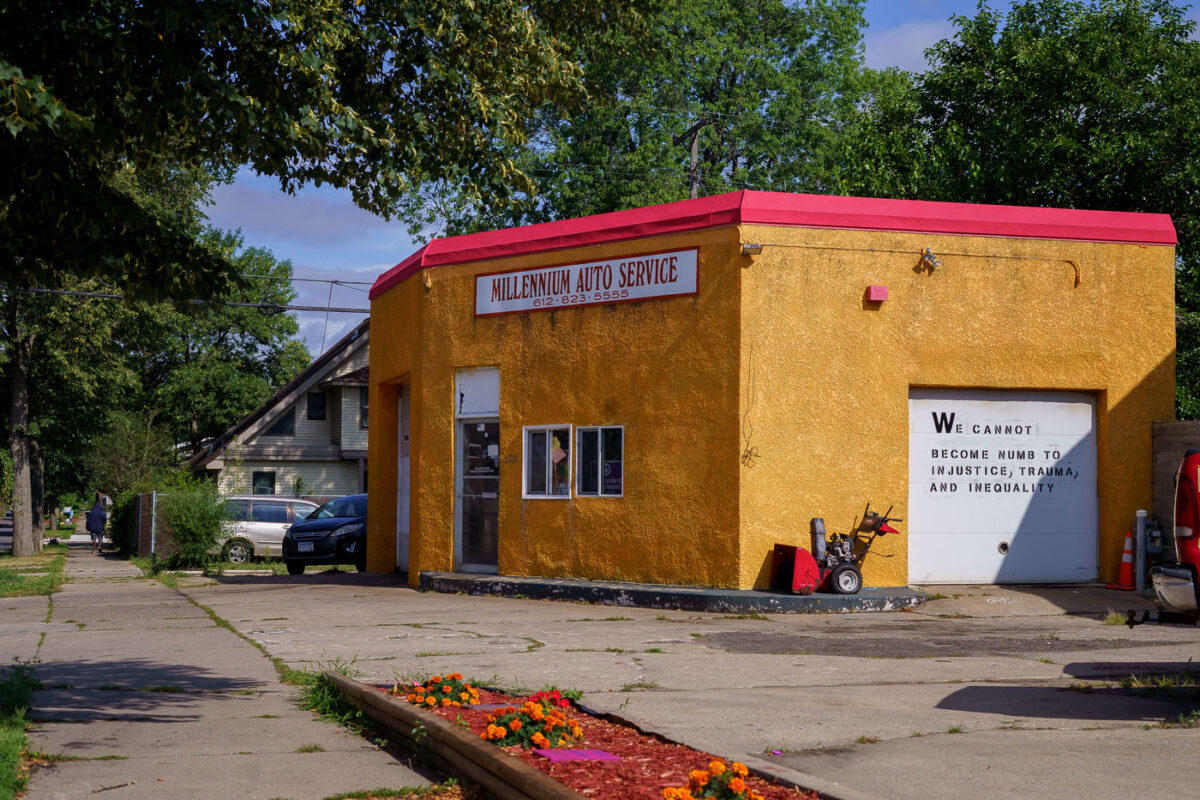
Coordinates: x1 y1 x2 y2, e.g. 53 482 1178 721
85 495 106 555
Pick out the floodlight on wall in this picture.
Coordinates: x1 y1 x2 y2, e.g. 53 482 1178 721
741 243 764 256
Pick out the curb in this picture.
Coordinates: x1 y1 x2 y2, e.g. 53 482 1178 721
420 572 925 614
327 672 585 800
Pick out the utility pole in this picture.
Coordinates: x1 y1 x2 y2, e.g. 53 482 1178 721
674 118 709 200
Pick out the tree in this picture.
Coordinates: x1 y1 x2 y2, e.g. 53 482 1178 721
837 0 1200 414
121 232 312 455
84 411 175 500
398 0 868 235
1 2 648 554
1 0 649 297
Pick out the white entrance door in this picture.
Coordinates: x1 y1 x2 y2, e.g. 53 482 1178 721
454 368 501 573
907 389 1098 583
396 385 410 572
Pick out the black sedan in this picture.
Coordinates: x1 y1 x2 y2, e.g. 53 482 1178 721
282 493 367 575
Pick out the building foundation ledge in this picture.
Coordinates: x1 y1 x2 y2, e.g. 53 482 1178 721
418 572 925 614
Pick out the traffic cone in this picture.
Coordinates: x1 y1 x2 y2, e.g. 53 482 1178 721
1107 530 1136 591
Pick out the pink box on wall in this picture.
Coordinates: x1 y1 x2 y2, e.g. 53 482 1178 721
866 285 888 302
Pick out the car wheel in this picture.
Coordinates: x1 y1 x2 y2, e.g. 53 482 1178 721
285 561 305 576
831 564 863 595
223 539 254 564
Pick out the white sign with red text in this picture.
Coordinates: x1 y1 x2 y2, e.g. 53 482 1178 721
475 248 698 317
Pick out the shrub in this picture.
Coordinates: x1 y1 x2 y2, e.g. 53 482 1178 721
662 760 763 800
158 476 225 570
398 673 481 709
480 690 583 749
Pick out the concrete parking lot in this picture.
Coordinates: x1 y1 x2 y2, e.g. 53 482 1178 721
181 571 1198 800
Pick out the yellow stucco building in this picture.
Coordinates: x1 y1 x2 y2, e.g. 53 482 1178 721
365 191 1176 590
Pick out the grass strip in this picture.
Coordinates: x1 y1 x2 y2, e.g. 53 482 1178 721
0 545 68 598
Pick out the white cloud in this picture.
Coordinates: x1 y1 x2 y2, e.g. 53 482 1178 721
206 180 401 245
864 19 957 72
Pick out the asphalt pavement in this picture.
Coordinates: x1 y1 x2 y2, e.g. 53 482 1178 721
11 549 1200 800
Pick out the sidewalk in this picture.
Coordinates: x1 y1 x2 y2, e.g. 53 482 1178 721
20 544 432 800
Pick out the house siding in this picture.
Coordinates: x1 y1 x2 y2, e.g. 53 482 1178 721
217 459 360 496
341 387 369 451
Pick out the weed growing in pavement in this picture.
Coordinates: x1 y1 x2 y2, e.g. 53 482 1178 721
618 681 658 692
1119 669 1200 690
947 727 963 734
856 736 879 744
0 659 43 797
295 744 326 753
722 613 770 621
1102 610 1126 626
321 781 471 800
293 659 367 732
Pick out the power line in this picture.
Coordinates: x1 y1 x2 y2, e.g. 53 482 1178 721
8 286 368 314
243 274 374 286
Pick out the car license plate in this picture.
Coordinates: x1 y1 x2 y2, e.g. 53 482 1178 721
298 542 313 553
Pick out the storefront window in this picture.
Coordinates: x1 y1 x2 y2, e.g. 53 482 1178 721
577 427 623 497
524 426 571 498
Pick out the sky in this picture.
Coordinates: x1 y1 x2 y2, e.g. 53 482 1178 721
200 0 1154 356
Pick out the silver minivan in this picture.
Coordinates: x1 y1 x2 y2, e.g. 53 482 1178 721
219 496 319 562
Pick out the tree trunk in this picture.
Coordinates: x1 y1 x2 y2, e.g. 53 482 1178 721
7 297 36 557
30 438 44 552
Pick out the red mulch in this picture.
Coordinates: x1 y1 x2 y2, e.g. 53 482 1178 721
385 687 818 800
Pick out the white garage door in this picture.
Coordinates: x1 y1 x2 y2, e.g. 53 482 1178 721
908 389 1097 584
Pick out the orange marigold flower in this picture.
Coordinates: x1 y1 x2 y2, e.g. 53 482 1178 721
425 697 436 706
729 777 746 794
441 698 452 706
731 762 749 778
708 760 726 775
531 732 549 748
442 685 453 693
688 770 709 788
460 692 470 701
431 675 442 683
509 719 522 731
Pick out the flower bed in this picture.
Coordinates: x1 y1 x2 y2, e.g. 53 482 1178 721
383 683 818 800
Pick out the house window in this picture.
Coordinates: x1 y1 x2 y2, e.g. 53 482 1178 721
252 471 276 495
263 406 295 437
360 388 369 428
577 426 624 497
307 392 326 420
523 426 571 498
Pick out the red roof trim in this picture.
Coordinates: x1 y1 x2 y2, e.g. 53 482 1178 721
370 190 1176 299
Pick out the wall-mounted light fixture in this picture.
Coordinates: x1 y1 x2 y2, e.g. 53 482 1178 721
741 243 764 256
918 248 940 271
